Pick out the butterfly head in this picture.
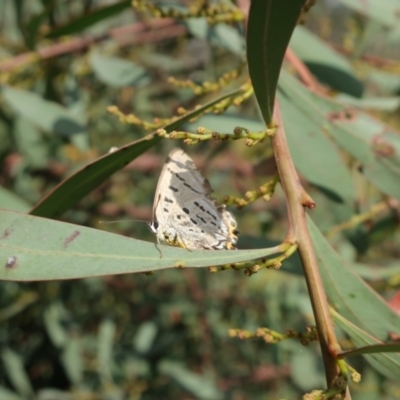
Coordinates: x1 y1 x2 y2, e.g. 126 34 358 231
148 220 159 234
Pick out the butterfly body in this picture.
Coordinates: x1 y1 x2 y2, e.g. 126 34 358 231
149 149 238 250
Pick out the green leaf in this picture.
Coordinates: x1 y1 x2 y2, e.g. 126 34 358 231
98 319 116 380
90 52 149 88
1 86 85 136
0 348 34 398
0 186 31 213
330 113 400 201
308 217 400 379
212 24 245 56
291 26 354 75
333 310 400 381
340 343 400 357
133 322 158 354
335 94 400 111
44 303 68 348
291 346 325 391
352 262 400 281
367 70 400 94
0 209 281 281
186 114 265 134
61 337 83 385
45 0 131 38
309 217 400 339
25 11 47 49
0 386 22 400
14 117 48 168
290 26 363 97
279 70 400 202
337 0 400 27
159 360 223 400
278 82 355 204
247 0 307 124
30 89 242 219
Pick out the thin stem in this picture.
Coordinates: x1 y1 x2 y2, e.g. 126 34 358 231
271 100 342 388
326 200 393 238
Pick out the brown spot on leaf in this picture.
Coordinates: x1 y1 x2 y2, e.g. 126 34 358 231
372 135 395 157
0 228 13 240
64 230 80 248
327 109 356 122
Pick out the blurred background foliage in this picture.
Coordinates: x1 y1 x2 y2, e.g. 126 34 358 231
1 0 400 399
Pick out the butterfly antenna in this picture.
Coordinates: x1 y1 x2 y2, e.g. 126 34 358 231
98 219 151 225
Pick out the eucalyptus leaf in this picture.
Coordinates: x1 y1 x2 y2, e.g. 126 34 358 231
0 348 34 398
60 338 83 386
0 386 23 400
15 117 48 168
29 88 243 219
335 94 400 111
133 321 158 354
98 319 116 380
90 52 149 88
159 360 223 400
247 0 307 123
309 217 400 379
278 86 355 204
290 26 363 97
0 209 281 281
45 1 131 38
1 86 85 136
0 186 30 213
337 0 400 27
279 70 400 202
333 310 400 381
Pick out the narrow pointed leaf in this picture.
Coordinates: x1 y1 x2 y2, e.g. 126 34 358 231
30 89 242 219
278 84 355 204
309 218 400 379
0 210 281 281
1 86 85 136
333 310 400 380
247 0 307 124
308 216 400 341
45 1 131 38
280 70 400 202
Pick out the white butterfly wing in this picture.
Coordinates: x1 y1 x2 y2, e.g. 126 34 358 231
152 149 238 250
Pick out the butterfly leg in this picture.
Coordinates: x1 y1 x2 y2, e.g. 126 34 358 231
176 231 192 252
155 237 163 259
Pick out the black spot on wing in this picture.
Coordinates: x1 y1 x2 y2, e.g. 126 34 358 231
164 196 174 203
163 208 169 213
169 185 178 192
190 218 198 225
183 182 201 194
183 207 190 214
175 173 185 182
194 201 206 212
196 214 206 224
206 210 217 221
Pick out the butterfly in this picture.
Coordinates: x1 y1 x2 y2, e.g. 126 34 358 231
148 149 239 250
